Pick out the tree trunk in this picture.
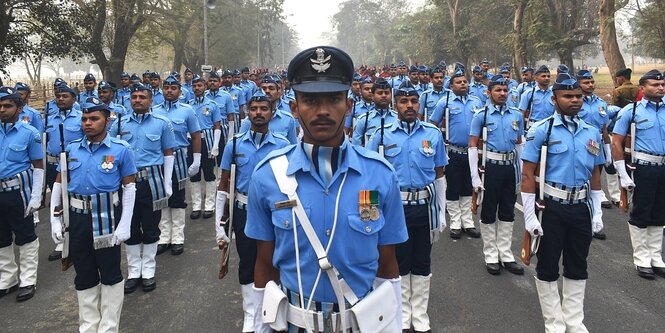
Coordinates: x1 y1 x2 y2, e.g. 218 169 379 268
512 0 528 82
557 49 574 72
599 0 626 81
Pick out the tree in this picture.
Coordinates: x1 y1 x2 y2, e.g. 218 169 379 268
512 0 529 81
631 0 665 59
600 0 628 79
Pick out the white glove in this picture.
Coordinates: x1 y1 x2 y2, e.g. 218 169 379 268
227 120 236 143
211 129 222 157
112 183 136 245
50 182 64 244
252 285 272 333
25 168 45 217
163 155 175 198
613 160 635 190
590 189 604 233
188 153 201 177
434 177 447 232
521 192 543 237
215 191 231 244
603 143 612 167
468 147 483 190
373 276 402 333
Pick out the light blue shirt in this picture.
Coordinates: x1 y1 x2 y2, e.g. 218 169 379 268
221 131 291 194
419 88 450 121
430 93 484 147
19 105 44 134
470 104 524 152
245 141 408 303
152 101 201 149
613 99 665 155
205 89 234 119
188 96 222 130
109 112 177 168
366 120 448 189
45 109 84 156
239 109 298 144
58 135 137 195
0 121 43 179
352 109 399 146
78 90 98 104
468 81 488 104
578 94 610 132
151 89 165 106
523 113 605 187
345 100 374 129
222 85 246 114
519 87 554 122
240 80 258 103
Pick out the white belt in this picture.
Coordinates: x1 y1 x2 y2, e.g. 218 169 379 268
70 193 120 210
486 151 515 161
448 145 468 154
400 189 430 201
47 155 59 163
235 192 247 205
528 120 536 127
543 184 587 201
287 303 358 332
0 178 21 189
633 151 665 165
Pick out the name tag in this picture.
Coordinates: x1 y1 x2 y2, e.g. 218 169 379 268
385 143 397 151
274 200 297 209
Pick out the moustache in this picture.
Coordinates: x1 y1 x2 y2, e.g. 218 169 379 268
310 118 336 126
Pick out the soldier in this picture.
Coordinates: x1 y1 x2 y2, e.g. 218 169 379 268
611 68 639 108
205 72 235 145
516 66 536 102
520 65 554 130
109 84 177 294
215 92 291 333
130 74 141 85
418 67 448 122
576 70 613 240
78 74 99 104
222 69 246 132
188 75 223 220
480 59 493 80
389 62 406 91
499 66 519 91
408 65 420 86
116 72 133 111
148 72 164 106
468 75 525 275
612 69 665 280
469 66 488 104
0 87 44 301
352 78 398 146
417 66 433 95
142 70 152 85
239 66 258 103
522 73 605 332
14 83 45 133
367 81 448 333
50 97 137 333
348 72 363 101
429 70 484 239
45 84 85 261
153 76 202 256
239 75 298 143
246 45 407 333
182 68 195 102
344 76 375 137
97 81 128 125
280 71 296 104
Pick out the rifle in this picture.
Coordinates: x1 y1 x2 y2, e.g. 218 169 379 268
524 87 536 131
219 136 237 279
620 102 638 213
378 117 385 156
471 107 488 215
116 112 122 139
40 105 49 209
442 91 451 145
423 91 429 121
59 123 73 271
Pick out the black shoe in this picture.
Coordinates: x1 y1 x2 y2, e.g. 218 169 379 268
611 200 620 207
464 227 481 238
190 210 201 219
16 285 35 302
450 229 462 239
124 278 141 294
142 278 156 292
402 330 412 333
171 244 184 255
202 210 213 219
636 266 655 280
502 261 524 275
0 284 18 298
652 266 665 278
48 250 62 261
414 330 432 333
486 263 501 275
593 230 607 240
601 201 612 209
156 244 170 255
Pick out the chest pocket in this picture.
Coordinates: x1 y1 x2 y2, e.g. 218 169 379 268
144 134 162 151
383 146 402 158
234 155 250 167
6 143 27 162
346 213 384 265
635 120 656 139
171 118 187 133
417 145 437 169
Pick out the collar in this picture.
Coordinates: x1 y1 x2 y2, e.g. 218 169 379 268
0 120 22 133
453 92 467 102
80 133 112 150
583 94 598 104
130 111 151 123
163 100 179 110
537 86 552 93
394 119 421 134
286 139 362 175
640 98 662 110
488 104 507 114
552 113 585 133
194 96 206 104
240 128 276 145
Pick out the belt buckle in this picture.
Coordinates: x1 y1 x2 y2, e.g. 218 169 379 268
318 256 332 270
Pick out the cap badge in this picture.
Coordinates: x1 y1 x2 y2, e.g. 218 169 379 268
310 48 331 73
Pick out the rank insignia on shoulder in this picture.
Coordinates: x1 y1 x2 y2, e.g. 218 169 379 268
587 139 600 156
274 199 297 209
101 155 115 171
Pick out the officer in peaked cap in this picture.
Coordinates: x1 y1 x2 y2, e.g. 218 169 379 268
611 68 639 108
247 46 407 332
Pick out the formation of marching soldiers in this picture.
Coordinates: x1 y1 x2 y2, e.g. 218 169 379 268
0 46 663 333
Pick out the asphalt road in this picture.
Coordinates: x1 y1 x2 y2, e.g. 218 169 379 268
2 190 665 333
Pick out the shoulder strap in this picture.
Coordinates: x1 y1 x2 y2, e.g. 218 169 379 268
630 101 637 123
527 87 536 111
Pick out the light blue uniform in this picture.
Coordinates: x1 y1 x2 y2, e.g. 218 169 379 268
58 135 137 195
240 80 258 103
239 109 298 144
46 109 84 156
108 112 177 168
188 97 222 131
470 104 524 153
344 100 374 129
419 89 449 121
152 101 201 149
151 89 165 107
78 90 98 104
579 95 610 132
613 99 665 155
516 81 536 102
18 105 44 133
524 114 605 187
181 85 195 103
366 120 448 189
416 83 433 96
245 141 408 302
430 93 484 147
222 85 246 115
220 131 291 193
468 81 488 104
107 102 129 124
205 89 234 120
352 109 399 146
519 87 555 123
389 76 405 90
0 121 42 179
115 86 131 106
281 88 295 105
46 100 81 116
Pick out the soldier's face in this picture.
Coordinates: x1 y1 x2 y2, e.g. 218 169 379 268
390 68 397 76
248 101 272 128
84 81 96 91
233 76 241 85
184 72 193 82
208 78 221 90
260 83 281 101
431 73 444 89
120 77 130 87
501 73 511 80
552 89 583 116
241 72 249 80
373 88 392 108
481 63 489 71
450 76 468 96
56 92 75 110
395 95 419 122
535 73 551 86
82 111 110 138
221 76 233 87
398 66 407 75
473 72 484 81
291 91 352 146
17 90 29 103
579 79 595 94
131 91 152 112
360 83 373 101
419 72 429 83
351 81 361 95
193 81 206 96
142 75 150 84
641 79 665 100
409 72 419 83
163 85 181 101
150 78 161 88
0 99 20 123
250 73 257 81
522 72 533 82
98 89 113 103
488 85 508 105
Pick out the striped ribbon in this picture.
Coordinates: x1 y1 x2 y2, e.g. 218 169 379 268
173 148 189 190
70 192 118 250
201 128 214 152
138 165 168 211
